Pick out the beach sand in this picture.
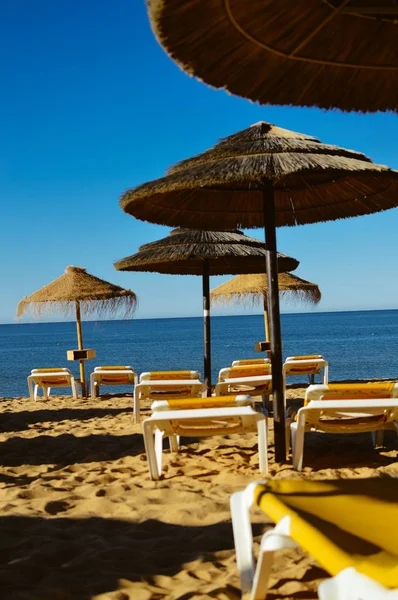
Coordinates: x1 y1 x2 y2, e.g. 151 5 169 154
0 388 397 600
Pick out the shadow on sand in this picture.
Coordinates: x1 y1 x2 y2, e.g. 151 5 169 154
0 433 144 467
0 514 270 600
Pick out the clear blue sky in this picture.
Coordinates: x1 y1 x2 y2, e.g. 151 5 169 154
1 0 398 323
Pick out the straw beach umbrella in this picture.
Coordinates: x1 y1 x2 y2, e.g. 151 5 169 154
119 121 398 461
17 266 137 397
211 272 321 343
147 0 398 112
114 228 299 395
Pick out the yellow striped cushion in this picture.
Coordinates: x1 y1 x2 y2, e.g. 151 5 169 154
148 371 197 380
228 365 271 378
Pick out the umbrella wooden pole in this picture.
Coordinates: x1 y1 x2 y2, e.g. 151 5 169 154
263 295 270 342
263 190 286 462
75 301 87 398
203 259 212 396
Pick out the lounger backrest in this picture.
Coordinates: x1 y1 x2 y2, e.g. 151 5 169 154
232 358 270 367
32 368 71 374
305 382 398 405
152 394 254 411
140 371 200 381
286 355 324 361
95 365 134 371
225 365 271 379
253 479 398 576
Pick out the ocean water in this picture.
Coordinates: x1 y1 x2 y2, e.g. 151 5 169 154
1 310 398 398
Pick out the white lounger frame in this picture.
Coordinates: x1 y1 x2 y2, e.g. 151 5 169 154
143 405 268 480
231 484 398 600
283 357 329 387
230 482 297 600
134 373 206 425
90 367 137 400
291 384 398 471
27 369 78 401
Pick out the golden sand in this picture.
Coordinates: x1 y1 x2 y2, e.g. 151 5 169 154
0 388 397 600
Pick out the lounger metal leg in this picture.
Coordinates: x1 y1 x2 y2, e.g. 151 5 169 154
257 416 268 475
169 434 179 452
142 420 160 480
324 364 329 385
252 518 297 600
133 388 140 424
43 386 49 400
34 384 39 401
72 379 78 400
154 429 164 476
27 377 34 401
90 374 96 399
230 486 257 595
292 411 306 471
371 429 384 448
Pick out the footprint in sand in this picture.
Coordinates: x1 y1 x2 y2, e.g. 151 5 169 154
44 499 71 514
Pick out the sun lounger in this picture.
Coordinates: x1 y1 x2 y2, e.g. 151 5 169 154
27 368 78 401
90 366 137 399
230 478 398 600
142 394 268 480
216 364 272 399
133 370 205 424
291 382 398 470
283 355 328 387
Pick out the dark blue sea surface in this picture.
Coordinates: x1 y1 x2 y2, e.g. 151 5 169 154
1 310 398 397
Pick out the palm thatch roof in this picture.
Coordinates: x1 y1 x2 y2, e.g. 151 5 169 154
211 272 321 305
114 228 299 275
17 266 137 318
120 122 398 230
147 0 398 113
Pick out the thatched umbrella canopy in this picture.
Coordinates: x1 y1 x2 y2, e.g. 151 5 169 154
115 228 299 395
119 121 398 461
211 272 321 341
147 0 398 113
17 266 137 397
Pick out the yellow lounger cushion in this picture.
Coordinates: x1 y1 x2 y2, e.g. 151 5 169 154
234 359 269 365
147 371 198 380
40 377 70 385
287 365 322 373
227 365 271 378
33 368 70 373
97 366 133 370
289 355 323 360
317 382 395 403
152 395 254 411
253 479 398 587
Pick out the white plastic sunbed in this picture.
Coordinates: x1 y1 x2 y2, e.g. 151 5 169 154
133 370 206 424
27 368 78 401
89 365 137 399
142 394 268 480
291 382 398 470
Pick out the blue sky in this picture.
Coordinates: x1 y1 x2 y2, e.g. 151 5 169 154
1 0 398 323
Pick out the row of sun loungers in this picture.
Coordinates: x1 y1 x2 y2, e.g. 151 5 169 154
27 357 398 476
25 359 398 598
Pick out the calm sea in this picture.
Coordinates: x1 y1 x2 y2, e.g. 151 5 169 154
1 310 398 398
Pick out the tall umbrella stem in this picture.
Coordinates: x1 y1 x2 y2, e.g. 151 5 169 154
203 259 212 396
263 190 286 462
263 295 270 342
75 301 87 398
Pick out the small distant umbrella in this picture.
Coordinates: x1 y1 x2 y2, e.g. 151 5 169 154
119 120 398 461
147 0 398 113
17 266 137 397
211 272 321 342
114 228 299 395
